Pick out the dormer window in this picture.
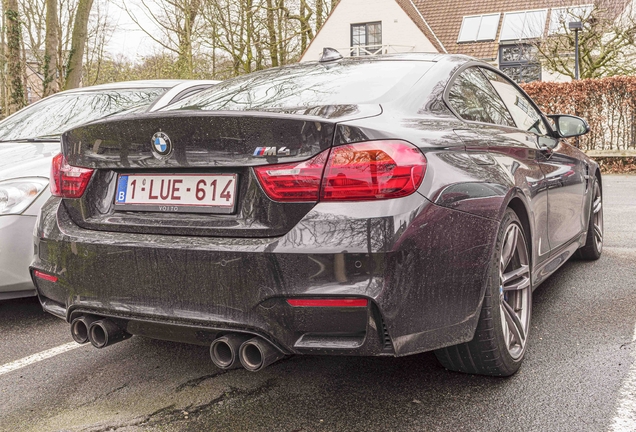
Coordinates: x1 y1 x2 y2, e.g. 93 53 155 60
549 5 593 34
500 9 548 41
457 14 501 42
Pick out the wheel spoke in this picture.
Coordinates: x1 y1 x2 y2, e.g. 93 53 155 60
502 264 530 291
594 225 603 244
500 227 518 271
501 299 526 346
593 197 602 214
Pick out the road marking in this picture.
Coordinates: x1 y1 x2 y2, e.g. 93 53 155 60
610 322 636 431
0 342 86 377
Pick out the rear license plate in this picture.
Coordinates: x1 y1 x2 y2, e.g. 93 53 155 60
114 174 237 214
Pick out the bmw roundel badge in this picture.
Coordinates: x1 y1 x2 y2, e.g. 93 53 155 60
151 131 173 160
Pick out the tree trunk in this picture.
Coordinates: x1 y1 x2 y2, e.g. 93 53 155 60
244 0 253 74
316 0 323 32
1 3 7 117
266 0 278 67
64 0 93 90
300 0 307 52
43 0 59 96
4 0 25 114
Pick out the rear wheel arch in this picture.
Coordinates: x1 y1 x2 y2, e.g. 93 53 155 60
595 169 603 193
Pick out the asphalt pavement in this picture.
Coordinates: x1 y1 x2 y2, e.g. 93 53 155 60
1 174 635 432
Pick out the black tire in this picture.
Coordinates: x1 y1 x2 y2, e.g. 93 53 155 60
576 177 603 260
435 209 532 377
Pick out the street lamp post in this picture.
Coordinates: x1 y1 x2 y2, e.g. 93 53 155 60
569 21 583 80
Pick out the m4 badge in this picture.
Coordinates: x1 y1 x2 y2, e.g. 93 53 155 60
253 146 291 157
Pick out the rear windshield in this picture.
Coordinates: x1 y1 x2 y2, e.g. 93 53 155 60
0 88 167 142
167 60 432 112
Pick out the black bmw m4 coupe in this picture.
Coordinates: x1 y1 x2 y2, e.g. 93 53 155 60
31 52 602 376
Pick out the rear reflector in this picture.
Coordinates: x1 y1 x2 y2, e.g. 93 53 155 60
254 141 426 202
50 153 94 198
34 270 58 283
286 298 368 307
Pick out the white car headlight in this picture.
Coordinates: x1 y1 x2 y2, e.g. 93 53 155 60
0 177 49 215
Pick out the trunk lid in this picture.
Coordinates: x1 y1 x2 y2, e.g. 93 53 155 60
61 109 375 238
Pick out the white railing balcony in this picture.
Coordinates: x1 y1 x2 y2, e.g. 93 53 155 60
341 44 416 57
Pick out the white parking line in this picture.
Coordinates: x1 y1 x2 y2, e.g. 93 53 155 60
610 322 636 431
0 342 86 377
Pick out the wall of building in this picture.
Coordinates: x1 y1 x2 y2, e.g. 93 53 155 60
541 68 572 83
300 0 438 61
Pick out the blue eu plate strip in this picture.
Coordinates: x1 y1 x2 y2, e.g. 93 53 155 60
116 175 128 203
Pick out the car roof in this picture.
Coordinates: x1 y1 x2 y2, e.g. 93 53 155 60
305 51 472 64
58 80 194 94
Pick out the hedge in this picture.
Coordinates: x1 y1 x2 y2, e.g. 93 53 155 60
520 76 636 151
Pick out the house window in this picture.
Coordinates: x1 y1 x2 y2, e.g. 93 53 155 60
549 5 593 34
351 22 382 56
500 9 548 41
499 44 541 83
458 14 501 42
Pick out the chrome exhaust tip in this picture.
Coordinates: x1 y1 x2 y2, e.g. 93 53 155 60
88 319 131 349
210 334 251 370
239 337 285 372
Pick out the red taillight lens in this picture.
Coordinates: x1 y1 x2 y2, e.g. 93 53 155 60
34 270 58 283
253 150 329 202
50 153 94 198
286 298 368 307
321 140 427 201
254 141 427 203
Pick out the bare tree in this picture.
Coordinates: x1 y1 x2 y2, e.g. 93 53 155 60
64 0 94 89
535 2 636 79
83 0 115 85
4 0 25 114
123 0 204 78
43 0 59 95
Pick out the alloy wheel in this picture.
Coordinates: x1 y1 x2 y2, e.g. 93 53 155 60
592 182 603 253
499 223 531 360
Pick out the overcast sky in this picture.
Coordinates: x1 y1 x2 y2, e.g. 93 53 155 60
105 0 161 60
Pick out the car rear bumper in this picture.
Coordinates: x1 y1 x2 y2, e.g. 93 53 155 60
0 214 37 299
31 195 498 356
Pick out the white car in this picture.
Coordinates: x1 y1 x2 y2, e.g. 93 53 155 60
0 79 218 300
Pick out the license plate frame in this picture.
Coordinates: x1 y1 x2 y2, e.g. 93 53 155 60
114 173 238 214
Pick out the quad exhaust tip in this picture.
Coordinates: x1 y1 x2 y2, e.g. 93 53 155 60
71 316 131 348
70 315 100 344
210 334 251 370
88 319 131 348
238 337 285 372
210 334 286 372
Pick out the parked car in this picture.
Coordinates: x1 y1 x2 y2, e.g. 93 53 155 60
0 79 218 300
31 52 602 376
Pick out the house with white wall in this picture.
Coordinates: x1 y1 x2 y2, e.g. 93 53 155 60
301 0 630 83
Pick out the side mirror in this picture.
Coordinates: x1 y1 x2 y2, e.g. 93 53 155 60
548 114 589 138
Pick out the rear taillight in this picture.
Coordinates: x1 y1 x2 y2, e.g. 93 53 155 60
254 140 426 202
253 150 329 202
321 141 427 201
50 153 94 198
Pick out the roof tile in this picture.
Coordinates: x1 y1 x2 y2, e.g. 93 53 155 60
409 0 628 60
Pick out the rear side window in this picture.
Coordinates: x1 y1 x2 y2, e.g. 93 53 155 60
447 67 515 127
480 68 548 135
167 60 432 112
0 88 166 141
